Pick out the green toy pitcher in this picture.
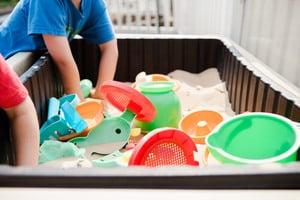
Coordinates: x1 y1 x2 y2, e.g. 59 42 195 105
135 81 182 133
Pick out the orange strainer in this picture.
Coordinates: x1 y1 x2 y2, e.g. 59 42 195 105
179 110 223 144
128 128 199 167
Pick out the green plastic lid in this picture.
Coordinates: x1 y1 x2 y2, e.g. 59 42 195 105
139 81 174 93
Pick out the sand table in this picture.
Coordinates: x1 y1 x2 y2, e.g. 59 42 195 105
39 68 234 168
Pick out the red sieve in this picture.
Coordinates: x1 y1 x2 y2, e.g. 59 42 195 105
100 81 156 122
128 128 199 167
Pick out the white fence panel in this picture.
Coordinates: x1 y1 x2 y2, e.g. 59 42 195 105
106 0 175 34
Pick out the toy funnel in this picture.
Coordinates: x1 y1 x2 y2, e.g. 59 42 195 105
179 110 223 144
206 112 300 164
70 81 156 155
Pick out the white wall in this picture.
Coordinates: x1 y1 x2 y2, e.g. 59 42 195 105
173 0 239 38
238 0 300 87
174 0 300 88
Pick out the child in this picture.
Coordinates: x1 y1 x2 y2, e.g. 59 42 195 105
0 0 118 100
0 54 39 166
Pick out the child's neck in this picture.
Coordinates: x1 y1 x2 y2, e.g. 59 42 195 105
72 0 81 10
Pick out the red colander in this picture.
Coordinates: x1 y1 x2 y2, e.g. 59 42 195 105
128 128 199 167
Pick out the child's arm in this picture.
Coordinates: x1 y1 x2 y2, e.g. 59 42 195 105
43 35 84 100
5 97 39 166
92 39 118 99
0 54 39 166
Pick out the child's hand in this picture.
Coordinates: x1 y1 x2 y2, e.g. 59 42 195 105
90 88 104 100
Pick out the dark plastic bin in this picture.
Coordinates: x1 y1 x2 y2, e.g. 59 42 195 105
1 35 300 189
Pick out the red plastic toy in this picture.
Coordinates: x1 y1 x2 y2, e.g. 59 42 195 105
100 81 156 122
129 128 199 167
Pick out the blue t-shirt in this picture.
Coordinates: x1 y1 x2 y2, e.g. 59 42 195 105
0 0 115 59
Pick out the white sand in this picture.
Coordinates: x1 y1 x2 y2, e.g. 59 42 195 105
168 68 235 119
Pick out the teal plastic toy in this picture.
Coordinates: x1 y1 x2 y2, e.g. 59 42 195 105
61 102 87 133
135 81 181 133
80 79 93 98
39 140 85 164
70 81 156 155
40 94 86 144
47 97 60 119
92 150 133 168
40 97 69 144
59 94 80 107
70 109 134 154
206 112 300 164
92 150 124 168
40 116 70 144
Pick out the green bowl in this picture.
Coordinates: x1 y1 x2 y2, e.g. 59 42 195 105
206 112 300 164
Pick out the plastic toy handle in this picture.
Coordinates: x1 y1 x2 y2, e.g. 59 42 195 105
47 97 60 120
80 79 93 98
120 109 136 124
